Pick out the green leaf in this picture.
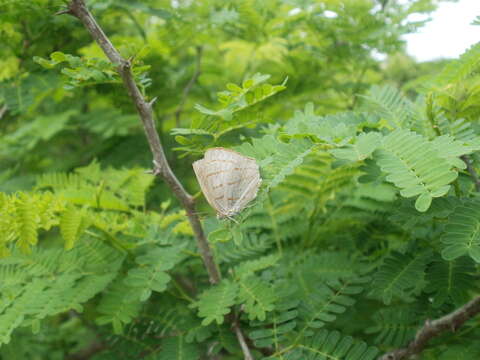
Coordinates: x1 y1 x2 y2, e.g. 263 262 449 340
157 336 199 360
365 307 418 347
297 278 366 337
370 251 432 304
415 193 432 212
441 200 480 263
289 329 378 360
123 245 184 301
375 130 458 212
15 193 38 253
226 83 242 92
436 42 480 84
50 51 68 63
191 280 238 325
331 132 382 162
431 135 479 169
237 276 276 321
235 254 281 278
361 85 414 129
426 255 477 307
60 204 85 250
208 228 232 243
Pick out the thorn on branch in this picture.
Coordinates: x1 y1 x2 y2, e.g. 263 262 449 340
148 97 158 107
152 160 162 176
450 322 458 332
122 58 132 70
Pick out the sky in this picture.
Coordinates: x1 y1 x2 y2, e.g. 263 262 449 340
404 0 480 62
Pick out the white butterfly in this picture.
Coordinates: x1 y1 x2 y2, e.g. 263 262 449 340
193 147 262 219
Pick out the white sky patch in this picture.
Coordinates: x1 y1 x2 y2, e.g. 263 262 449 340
404 0 480 62
323 10 338 18
288 7 301 16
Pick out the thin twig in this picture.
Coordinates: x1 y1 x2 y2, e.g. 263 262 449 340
60 2 254 358
174 45 203 127
63 0 220 285
461 155 480 192
379 295 480 360
232 314 255 360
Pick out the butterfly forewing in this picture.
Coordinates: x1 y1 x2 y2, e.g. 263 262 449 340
192 159 222 213
198 156 236 215
193 148 261 218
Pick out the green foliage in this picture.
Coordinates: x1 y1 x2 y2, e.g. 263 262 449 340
173 73 287 154
0 238 123 345
193 73 286 120
123 244 186 301
370 251 432 305
237 276 276 321
37 160 154 210
157 336 200 360
426 256 478 308
280 329 378 360
191 280 238 326
361 85 415 129
96 279 144 335
296 277 367 336
436 43 480 84
2 0 480 358
441 200 480 263
248 287 299 349
0 192 64 255
374 130 459 211
365 307 418 347
34 51 122 89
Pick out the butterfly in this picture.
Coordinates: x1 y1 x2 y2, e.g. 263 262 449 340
193 147 262 219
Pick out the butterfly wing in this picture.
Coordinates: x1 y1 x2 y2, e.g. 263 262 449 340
227 158 261 215
192 158 220 212
207 149 261 216
193 152 235 217
193 147 261 217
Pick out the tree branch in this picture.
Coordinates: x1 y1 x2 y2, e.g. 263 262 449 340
379 295 480 360
175 45 203 127
63 0 220 284
461 155 480 192
60 2 254 358
232 314 255 360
